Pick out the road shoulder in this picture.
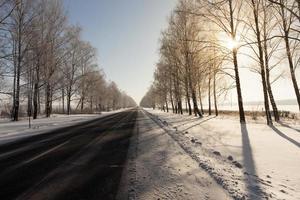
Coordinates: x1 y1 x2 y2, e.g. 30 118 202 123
117 109 231 200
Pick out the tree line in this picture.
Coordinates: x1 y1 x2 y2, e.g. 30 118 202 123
140 0 300 125
0 0 136 121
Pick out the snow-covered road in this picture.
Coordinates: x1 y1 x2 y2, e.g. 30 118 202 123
118 109 231 200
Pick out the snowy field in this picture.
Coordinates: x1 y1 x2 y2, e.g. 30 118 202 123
145 108 300 200
0 109 129 144
217 104 299 113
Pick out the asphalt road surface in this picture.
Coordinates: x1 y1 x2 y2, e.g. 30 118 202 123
0 109 137 200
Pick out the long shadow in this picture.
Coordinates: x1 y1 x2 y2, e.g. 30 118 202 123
278 121 300 133
241 123 264 200
154 115 199 126
181 116 217 132
270 125 300 148
146 110 265 199
174 117 202 128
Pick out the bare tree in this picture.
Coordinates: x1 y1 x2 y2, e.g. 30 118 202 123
172 0 203 117
63 26 82 115
9 0 36 121
262 1 281 121
245 0 273 125
41 0 66 117
271 0 300 110
196 0 247 122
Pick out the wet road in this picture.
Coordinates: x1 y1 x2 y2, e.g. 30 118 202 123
0 109 137 200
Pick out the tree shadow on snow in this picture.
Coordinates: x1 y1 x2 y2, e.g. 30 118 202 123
241 123 264 200
181 116 217 132
278 121 300 133
270 125 300 148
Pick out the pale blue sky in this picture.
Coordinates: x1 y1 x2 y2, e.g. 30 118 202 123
63 0 177 103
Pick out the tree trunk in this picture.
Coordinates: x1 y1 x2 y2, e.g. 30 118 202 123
50 90 53 115
27 93 32 117
251 0 272 125
33 83 38 119
33 63 39 119
186 94 192 115
297 0 300 23
208 74 212 115
81 96 84 112
233 49 246 123
45 83 51 118
12 46 16 120
173 79 178 114
67 90 71 115
178 99 183 114
213 71 218 116
188 73 202 117
170 91 175 113
61 87 65 114
198 83 204 114
38 89 41 115
67 82 72 115
185 78 192 115
185 99 188 113
229 0 246 123
280 3 300 111
263 18 279 122
165 98 169 112
266 66 279 121
13 55 21 121
13 18 23 121
191 89 202 117
27 67 33 119
284 36 300 111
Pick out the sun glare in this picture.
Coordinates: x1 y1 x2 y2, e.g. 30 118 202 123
218 32 240 50
226 38 239 50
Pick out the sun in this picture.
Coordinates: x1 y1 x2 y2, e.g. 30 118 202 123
218 32 240 50
226 38 239 50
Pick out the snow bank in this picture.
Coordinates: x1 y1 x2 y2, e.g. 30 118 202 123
146 109 300 200
0 109 128 144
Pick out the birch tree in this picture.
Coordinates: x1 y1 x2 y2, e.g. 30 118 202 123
9 0 36 121
276 0 300 111
196 0 247 122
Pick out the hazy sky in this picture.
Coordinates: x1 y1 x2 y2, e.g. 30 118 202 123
63 0 297 105
63 0 177 103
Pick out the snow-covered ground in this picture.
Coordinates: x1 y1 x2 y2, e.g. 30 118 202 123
217 104 299 113
118 109 231 200
144 108 300 200
0 109 128 144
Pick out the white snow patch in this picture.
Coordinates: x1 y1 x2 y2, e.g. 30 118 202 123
145 109 300 200
0 109 129 144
